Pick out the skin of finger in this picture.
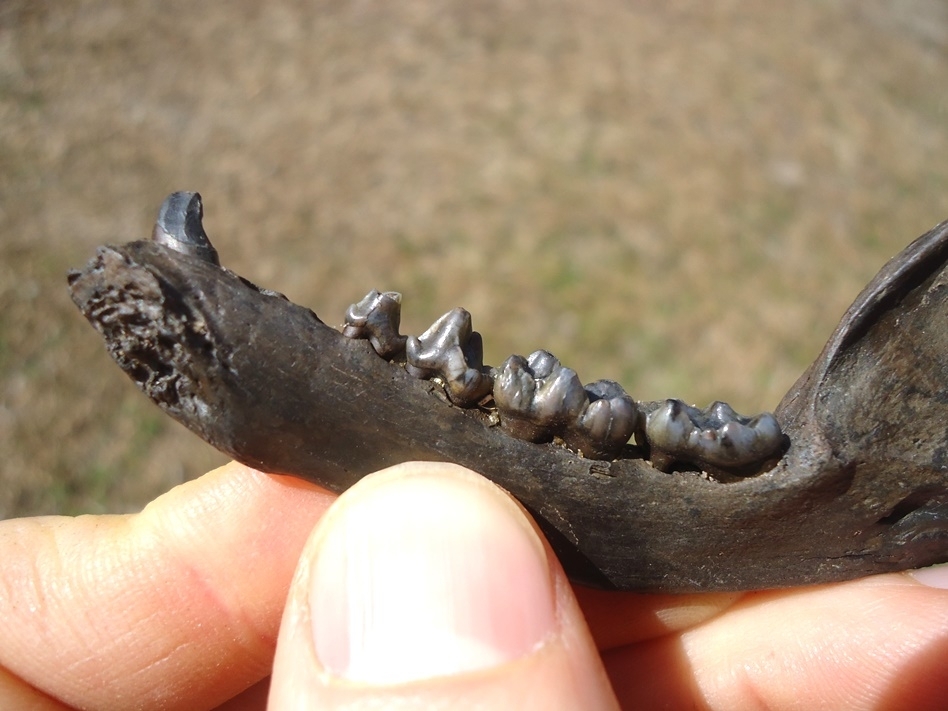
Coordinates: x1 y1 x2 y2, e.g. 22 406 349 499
269 462 620 711
0 461 335 711
212 678 271 711
603 574 948 711
0 665 71 711
574 586 744 650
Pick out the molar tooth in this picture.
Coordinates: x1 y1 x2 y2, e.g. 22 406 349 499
405 308 493 406
151 192 220 266
645 399 784 472
493 350 588 443
342 290 407 358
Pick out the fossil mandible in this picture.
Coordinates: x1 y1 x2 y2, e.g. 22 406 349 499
67 192 948 592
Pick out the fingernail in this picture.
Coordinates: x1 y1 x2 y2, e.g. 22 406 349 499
909 562 948 589
308 464 557 684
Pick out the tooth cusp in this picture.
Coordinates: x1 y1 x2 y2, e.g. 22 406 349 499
343 290 407 358
404 308 493 406
645 399 784 471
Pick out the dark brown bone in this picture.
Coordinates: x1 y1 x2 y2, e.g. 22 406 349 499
67 217 948 592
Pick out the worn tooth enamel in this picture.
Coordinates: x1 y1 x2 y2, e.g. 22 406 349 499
342 289 407 358
151 192 220 266
493 350 589 443
404 307 493 405
645 399 784 471
564 380 642 459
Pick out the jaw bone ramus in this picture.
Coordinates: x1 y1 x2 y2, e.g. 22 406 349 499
67 191 948 592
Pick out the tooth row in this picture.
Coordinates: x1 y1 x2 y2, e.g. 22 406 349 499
644 400 784 471
339 288 784 470
344 292 491 406
341 292 643 461
493 351 641 460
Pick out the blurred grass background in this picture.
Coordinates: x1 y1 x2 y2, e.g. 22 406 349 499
1 0 946 517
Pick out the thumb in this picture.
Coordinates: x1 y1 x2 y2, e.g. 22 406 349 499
269 462 618 710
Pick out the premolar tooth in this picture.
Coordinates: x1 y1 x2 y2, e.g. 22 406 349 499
493 350 588 443
343 290 407 358
405 308 493 405
565 380 642 460
645 399 784 472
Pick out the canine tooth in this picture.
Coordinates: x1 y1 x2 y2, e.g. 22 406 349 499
405 308 492 405
343 290 407 358
151 192 220 266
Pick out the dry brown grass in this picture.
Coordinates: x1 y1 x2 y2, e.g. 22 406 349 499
2 0 947 516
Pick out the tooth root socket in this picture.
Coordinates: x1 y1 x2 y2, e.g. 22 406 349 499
343 290 407 359
405 307 493 406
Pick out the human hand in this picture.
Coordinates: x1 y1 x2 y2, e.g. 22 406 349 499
2 461 947 710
